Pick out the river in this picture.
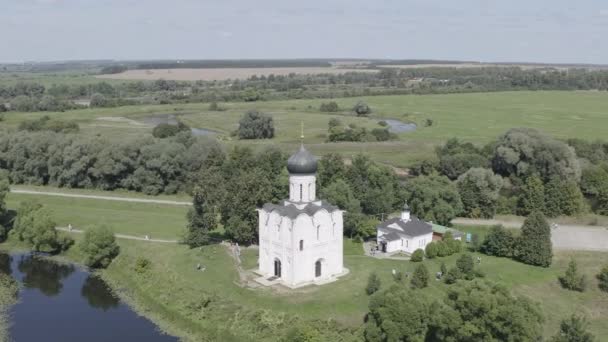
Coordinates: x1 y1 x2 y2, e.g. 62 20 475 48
0 252 177 342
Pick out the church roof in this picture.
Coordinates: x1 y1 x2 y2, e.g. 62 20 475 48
377 216 433 238
287 145 317 174
260 200 339 219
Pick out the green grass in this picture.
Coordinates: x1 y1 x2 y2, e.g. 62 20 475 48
2 192 608 339
4 91 608 167
5 192 189 240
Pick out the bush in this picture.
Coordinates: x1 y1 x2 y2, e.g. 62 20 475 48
237 110 274 139
80 225 120 268
456 254 475 280
598 265 608 292
410 249 425 262
425 241 438 259
551 314 595 342
436 241 451 257
134 257 152 273
319 101 339 112
411 264 430 289
558 258 586 292
444 267 461 284
152 121 190 138
377 120 388 127
353 101 371 116
366 272 381 295
480 225 516 257
440 262 447 275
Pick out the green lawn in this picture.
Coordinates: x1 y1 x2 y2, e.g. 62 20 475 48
4 91 608 167
2 192 608 339
5 192 189 240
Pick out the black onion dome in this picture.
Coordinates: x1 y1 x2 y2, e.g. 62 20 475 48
287 145 317 174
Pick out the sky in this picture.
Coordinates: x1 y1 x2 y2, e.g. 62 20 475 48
1 0 607 64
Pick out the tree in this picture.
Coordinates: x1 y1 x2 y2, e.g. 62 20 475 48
237 110 274 139
559 258 586 292
353 101 371 116
429 281 544 341
80 225 119 268
185 187 216 247
425 241 438 259
90 93 111 107
365 285 433 341
544 177 585 217
516 211 553 267
411 249 425 262
319 101 339 112
436 138 489 180
411 264 430 289
518 175 546 215
597 265 608 292
404 174 463 226
480 225 516 257
152 122 190 138
457 168 503 218
492 128 581 182
13 200 71 252
366 272 381 295
551 314 595 342
456 254 475 280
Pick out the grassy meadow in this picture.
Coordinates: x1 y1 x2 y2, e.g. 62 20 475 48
3 90 608 167
2 190 608 339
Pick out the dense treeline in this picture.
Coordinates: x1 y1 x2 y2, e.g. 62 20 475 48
3 66 608 113
186 149 406 245
411 127 608 221
0 130 218 195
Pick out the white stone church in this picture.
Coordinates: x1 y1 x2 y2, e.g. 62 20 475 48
256 145 347 288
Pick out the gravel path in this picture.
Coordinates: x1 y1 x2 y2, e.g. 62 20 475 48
10 188 192 206
55 227 178 243
452 218 608 251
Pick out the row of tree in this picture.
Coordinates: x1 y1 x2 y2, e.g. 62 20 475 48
0 130 219 195
411 128 608 223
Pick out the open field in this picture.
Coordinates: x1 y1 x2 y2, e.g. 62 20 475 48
96 67 377 81
3 91 608 167
5 192 189 240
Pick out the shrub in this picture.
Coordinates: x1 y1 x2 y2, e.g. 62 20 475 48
353 101 371 116
516 211 553 267
80 225 120 268
598 265 608 292
551 314 595 342
410 249 425 262
411 264 430 289
425 241 438 259
319 101 339 112
480 225 516 257
440 262 447 275
366 272 381 295
237 110 274 139
377 120 388 127
134 257 152 273
456 254 475 280
559 259 587 292
436 241 451 257
444 267 461 284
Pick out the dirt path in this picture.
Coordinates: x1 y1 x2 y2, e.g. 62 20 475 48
452 218 608 251
55 226 178 243
10 188 192 206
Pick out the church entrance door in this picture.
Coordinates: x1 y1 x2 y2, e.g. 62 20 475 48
274 259 282 278
315 260 322 277
381 241 387 253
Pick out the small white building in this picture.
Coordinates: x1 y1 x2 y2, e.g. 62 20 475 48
257 145 345 288
376 204 433 254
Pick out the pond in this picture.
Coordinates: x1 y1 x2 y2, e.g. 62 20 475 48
383 119 417 133
139 114 217 136
0 252 177 342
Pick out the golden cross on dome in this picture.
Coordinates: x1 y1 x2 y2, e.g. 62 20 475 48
300 121 304 144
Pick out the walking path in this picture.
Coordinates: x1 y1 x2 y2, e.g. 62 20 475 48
10 188 192 206
452 218 608 251
55 226 179 243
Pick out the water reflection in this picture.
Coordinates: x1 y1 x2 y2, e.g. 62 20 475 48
0 253 11 275
17 254 75 296
81 275 120 311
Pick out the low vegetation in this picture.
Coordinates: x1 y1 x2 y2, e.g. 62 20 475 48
0 273 19 342
80 225 120 268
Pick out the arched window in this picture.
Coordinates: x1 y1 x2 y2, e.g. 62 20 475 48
316 226 320 240
299 240 304 251
299 184 303 201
